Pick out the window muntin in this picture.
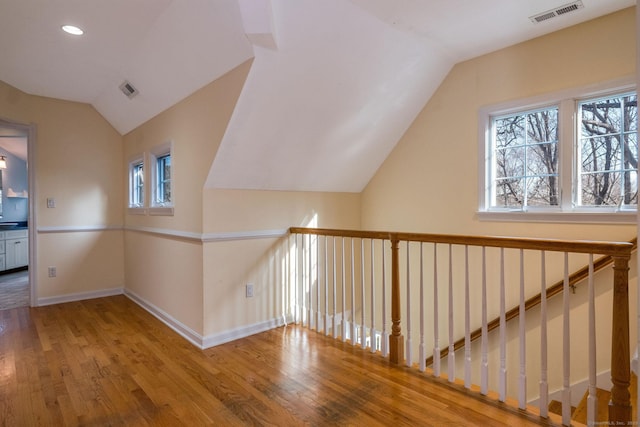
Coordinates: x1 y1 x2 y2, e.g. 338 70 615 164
577 92 637 207
492 108 559 208
129 160 144 208
155 154 171 206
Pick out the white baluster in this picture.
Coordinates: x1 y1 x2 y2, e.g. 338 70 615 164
289 234 294 322
297 233 302 325
370 240 376 353
448 244 455 382
351 238 356 345
406 241 412 367
308 234 312 329
433 244 441 377
341 237 346 342
539 251 548 417
282 236 287 323
464 245 471 389
316 234 320 331
282 233 293 326
303 234 307 327
518 249 526 409
587 254 597 424
324 235 329 335
332 237 337 338
481 247 488 395
382 240 388 358
287 236 292 324
562 252 571 426
360 239 366 349
304 234 308 327
419 242 426 372
499 247 507 402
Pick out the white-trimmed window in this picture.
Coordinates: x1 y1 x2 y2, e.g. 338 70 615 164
479 78 637 223
128 155 145 213
149 142 173 216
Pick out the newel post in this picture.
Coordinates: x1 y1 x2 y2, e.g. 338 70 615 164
389 236 404 365
609 255 631 424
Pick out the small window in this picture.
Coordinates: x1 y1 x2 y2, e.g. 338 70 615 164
149 142 173 216
128 157 145 210
155 154 171 206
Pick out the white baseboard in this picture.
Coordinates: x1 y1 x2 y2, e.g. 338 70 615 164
124 289 205 349
37 287 124 306
124 288 288 350
35 285 291 351
202 316 289 349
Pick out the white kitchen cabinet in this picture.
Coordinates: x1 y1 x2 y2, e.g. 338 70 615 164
0 232 6 271
4 229 28 270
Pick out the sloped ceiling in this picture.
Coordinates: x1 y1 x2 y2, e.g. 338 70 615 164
0 0 635 192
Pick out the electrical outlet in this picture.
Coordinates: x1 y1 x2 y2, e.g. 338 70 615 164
48 266 57 277
47 198 56 208
246 283 254 298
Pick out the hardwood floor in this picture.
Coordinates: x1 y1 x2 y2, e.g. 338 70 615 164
0 295 561 426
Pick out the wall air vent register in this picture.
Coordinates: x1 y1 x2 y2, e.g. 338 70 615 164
529 0 584 24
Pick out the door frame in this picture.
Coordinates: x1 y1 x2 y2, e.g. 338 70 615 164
0 117 36 307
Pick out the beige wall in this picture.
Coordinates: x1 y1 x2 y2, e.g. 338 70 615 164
202 189 361 336
362 7 637 243
121 60 254 334
38 232 124 299
203 189 360 232
0 80 124 300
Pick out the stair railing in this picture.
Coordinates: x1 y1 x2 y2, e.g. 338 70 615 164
288 227 634 426
426 238 638 366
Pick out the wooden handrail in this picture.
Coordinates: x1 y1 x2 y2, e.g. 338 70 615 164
425 237 638 366
289 227 634 257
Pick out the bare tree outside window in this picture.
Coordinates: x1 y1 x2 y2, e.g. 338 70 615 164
579 93 637 206
493 108 559 208
157 154 171 205
131 161 144 207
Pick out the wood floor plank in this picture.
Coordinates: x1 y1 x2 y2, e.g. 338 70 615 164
0 295 562 426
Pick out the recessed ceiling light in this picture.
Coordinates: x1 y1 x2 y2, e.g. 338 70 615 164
61 25 84 36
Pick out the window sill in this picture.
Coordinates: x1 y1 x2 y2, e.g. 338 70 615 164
128 207 147 215
476 210 637 224
149 206 174 216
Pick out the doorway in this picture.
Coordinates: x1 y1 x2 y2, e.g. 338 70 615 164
0 118 34 310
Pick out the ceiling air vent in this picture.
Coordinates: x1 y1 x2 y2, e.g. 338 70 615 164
119 80 139 99
529 0 584 24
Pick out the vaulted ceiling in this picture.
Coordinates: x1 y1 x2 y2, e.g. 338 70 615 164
0 0 635 191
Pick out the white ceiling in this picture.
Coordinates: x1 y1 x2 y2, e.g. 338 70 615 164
0 0 635 192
